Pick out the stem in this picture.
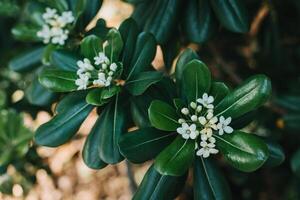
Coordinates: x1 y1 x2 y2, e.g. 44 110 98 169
125 160 137 194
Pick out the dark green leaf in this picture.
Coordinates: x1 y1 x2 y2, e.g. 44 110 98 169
215 75 271 119
82 117 107 169
133 165 187 200
181 60 211 103
125 71 163 96
81 0 103 26
194 157 231 200
11 24 40 42
154 136 195 176
276 95 300 112
263 139 285 167
148 100 179 131
86 86 120 106
215 131 269 172
210 81 230 105
283 114 300 131
39 68 78 92
35 92 93 147
104 28 123 62
161 33 180 71
80 35 103 60
50 50 80 71
119 128 176 163
291 148 300 177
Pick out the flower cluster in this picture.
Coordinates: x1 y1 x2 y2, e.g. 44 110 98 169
37 7 74 45
176 93 233 158
75 52 119 90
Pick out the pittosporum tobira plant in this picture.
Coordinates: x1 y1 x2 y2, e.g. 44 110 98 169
8 0 106 106
34 18 167 169
119 49 285 199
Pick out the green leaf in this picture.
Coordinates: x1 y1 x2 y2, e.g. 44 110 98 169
80 35 103 60
125 71 163 96
276 95 300 112
148 100 179 131
0 90 6 108
50 50 80 71
86 18 109 38
175 48 199 85
183 0 216 43
119 18 139 77
210 0 249 33
98 94 128 164
126 32 157 80
181 59 211 103
23 2 45 26
35 92 93 147
104 28 123 62
194 157 231 200
210 82 230 105
291 148 300 177
81 0 103 26
26 75 57 106
86 86 121 106
215 75 271 119
133 165 187 200
11 24 40 42
283 114 300 131
173 98 185 112
9 47 44 72
39 68 78 92
161 34 180 72
82 117 107 169
215 131 269 172
154 136 195 176
263 139 285 167
119 128 176 163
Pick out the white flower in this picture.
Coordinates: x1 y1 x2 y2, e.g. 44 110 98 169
191 115 198 122
75 73 90 90
197 93 214 109
198 112 218 139
94 52 109 65
181 107 189 115
176 123 199 140
51 30 68 45
77 58 94 71
61 11 74 24
196 137 218 158
37 25 51 43
217 116 233 135
42 7 57 21
109 63 118 71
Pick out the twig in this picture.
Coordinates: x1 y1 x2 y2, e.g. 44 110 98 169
249 3 270 37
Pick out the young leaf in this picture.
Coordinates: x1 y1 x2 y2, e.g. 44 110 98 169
9 47 44 72
35 92 93 147
181 60 211 103
125 71 163 96
154 136 195 176
104 28 123 62
80 35 103 60
50 50 79 72
148 100 179 131
194 157 232 200
133 165 187 200
215 75 271 119
215 131 269 172
39 68 78 92
82 117 108 170
86 86 120 106
210 0 249 33
126 32 156 80
119 128 176 163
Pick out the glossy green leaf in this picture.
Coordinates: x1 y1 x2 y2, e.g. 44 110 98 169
263 139 285 167
126 32 156 80
0 90 6 108
181 60 211 103
283 114 300 130
210 0 249 33
39 68 78 92
215 131 269 172
82 117 107 169
133 165 187 200
125 71 163 96
210 82 230 104
81 0 103 26
183 0 216 43
26 75 57 106
175 48 199 85
148 100 179 131
154 136 195 176
11 24 40 42
119 18 139 77
291 148 300 177
23 1 45 26
276 95 300 112
161 34 180 71
86 86 120 106
173 98 185 112
35 92 93 147
194 157 231 200
50 50 79 71
119 128 176 163
98 94 128 164
80 35 103 60
9 47 44 72
215 75 271 119
104 28 123 62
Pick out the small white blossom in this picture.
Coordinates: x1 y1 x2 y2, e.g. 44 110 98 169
60 11 74 24
177 123 199 140
198 112 218 139
178 118 185 124
42 7 57 22
37 25 51 44
94 52 110 65
191 115 198 122
196 137 218 158
77 58 94 71
217 116 233 135
196 105 202 113
110 63 118 71
75 73 90 90
197 93 214 109
190 102 197 109
181 107 189 115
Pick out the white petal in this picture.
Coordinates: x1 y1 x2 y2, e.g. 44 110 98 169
210 117 218 124
207 96 214 104
182 123 189 129
208 137 216 143
203 150 210 158
191 115 198 122
225 117 232 125
209 148 219 154
207 112 213 120
206 128 212 137
224 126 233 133
190 132 197 139
219 116 225 123
196 148 204 156
202 93 208 99
198 117 206 125
189 124 196 131
218 128 224 135
207 104 214 109
182 134 189 139
176 128 183 134
201 134 208 141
